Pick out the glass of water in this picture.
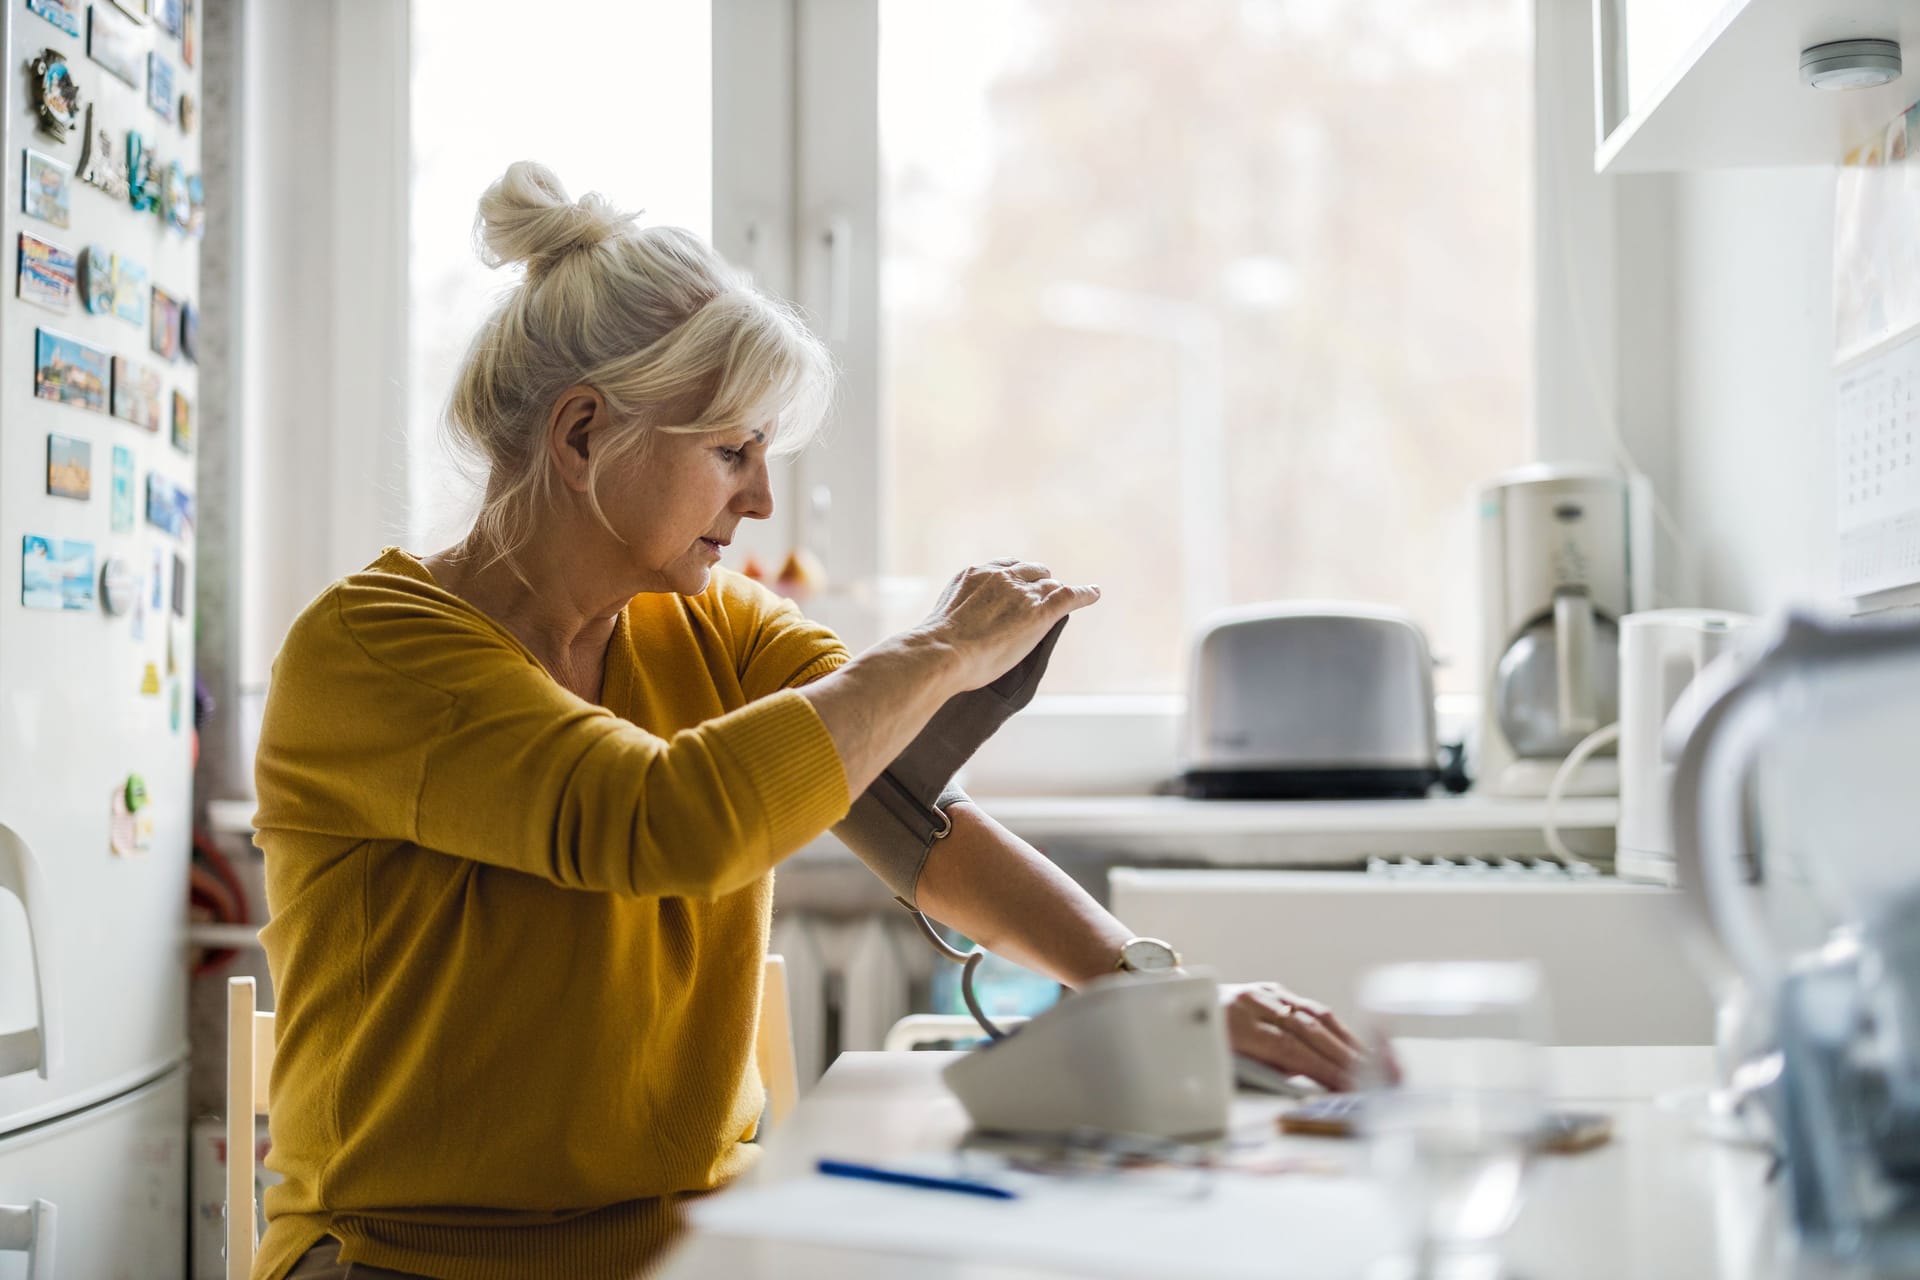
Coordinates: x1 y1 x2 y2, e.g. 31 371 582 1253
1357 961 1549 1280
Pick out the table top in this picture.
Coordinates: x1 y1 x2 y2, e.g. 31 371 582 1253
656 1046 1841 1280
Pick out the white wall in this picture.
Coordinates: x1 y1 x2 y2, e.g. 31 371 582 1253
1667 168 1846 615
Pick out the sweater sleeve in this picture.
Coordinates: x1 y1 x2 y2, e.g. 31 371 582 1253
414 670 849 899
256 574 852 901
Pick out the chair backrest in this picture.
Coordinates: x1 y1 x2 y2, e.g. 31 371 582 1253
225 976 273 1280
226 956 798 1277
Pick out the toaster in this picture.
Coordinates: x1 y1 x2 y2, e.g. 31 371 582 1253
1181 602 1438 799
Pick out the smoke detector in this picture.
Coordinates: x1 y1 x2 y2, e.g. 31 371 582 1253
1800 39 1903 90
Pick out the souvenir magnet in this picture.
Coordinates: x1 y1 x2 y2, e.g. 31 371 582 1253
18 232 76 312
139 661 160 695
163 161 190 232
57 540 95 611
28 0 82 37
109 0 145 22
46 433 91 499
172 552 186 616
87 4 144 87
77 106 131 200
150 285 180 358
22 536 59 610
110 780 154 856
150 547 164 610
23 150 72 229
146 53 174 120
182 0 195 67
184 172 204 238
113 256 147 325
34 328 109 412
177 92 194 135
166 620 176 674
79 245 114 313
111 445 135 531
101 554 137 616
171 391 192 452
180 300 198 360
169 678 182 732
27 50 82 142
156 0 181 38
127 131 160 213
112 355 162 430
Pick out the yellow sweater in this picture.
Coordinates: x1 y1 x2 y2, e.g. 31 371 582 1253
250 548 852 1280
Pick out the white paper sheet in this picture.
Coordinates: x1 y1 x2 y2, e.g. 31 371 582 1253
688 1159 1399 1279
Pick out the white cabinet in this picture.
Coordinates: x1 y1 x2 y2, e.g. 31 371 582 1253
0 1068 186 1279
1594 0 1920 172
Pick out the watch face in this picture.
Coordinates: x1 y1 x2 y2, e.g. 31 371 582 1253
1121 938 1179 973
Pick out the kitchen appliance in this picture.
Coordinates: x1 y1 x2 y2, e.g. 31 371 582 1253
0 2 200 1270
1475 464 1653 797
1668 609 1920 1264
1181 602 1437 799
1614 609 1750 885
943 971 1231 1141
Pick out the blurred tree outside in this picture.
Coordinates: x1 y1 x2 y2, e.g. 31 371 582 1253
880 0 1533 693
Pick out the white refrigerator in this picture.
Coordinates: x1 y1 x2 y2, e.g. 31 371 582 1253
0 0 199 1274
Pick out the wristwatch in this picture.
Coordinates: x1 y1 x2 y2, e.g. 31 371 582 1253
1115 936 1182 975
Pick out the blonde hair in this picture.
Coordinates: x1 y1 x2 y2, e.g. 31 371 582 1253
446 161 833 571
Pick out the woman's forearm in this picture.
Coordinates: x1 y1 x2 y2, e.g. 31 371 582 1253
912 801 1134 990
796 629 967 798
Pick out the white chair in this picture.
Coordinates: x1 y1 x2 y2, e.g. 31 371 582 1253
225 956 800 1278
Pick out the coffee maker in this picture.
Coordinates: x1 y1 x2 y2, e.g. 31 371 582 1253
1475 464 1653 797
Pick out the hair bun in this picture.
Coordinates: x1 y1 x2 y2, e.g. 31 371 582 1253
473 160 638 273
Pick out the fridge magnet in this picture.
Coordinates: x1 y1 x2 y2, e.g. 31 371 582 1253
77 105 131 200
126 131 160 212
150 284 180 358
17 232 76 312
146 53 174 121
27 0 81 37
22 536 60 609
169 678 182 732
171 551 186 616
110 0 147 22
46 433 92 499
171 390 191 452
111 445 135 531
111 355 163 429
180 300 198 360
23 149 72 228
101 555 137 617
150 545 164 610
184 172 204 238
87 4 144 87
139 661 161 695
166 616 175 673
79 245 114 313
34 328 109 412
144 470 180 529
162 160 190 232
27 50 83 142
182 0 195 67
58 539 96 611
113 255 148 324
109 774 154 856
177 92 194 135
155 0 181 38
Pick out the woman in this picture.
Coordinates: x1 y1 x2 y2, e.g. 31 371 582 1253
254 161 1361 1280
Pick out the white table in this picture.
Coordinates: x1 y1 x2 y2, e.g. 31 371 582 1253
655 1046 1859 1279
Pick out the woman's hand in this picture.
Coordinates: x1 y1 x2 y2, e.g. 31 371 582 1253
1222 981 1371 1092
921 558 1101 693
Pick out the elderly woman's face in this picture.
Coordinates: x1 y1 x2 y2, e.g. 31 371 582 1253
599 422 776 595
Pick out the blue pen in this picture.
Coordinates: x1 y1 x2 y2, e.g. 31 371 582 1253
816 1157 1018 1200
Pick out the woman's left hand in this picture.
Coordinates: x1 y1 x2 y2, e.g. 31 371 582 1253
1220 981 1369 1092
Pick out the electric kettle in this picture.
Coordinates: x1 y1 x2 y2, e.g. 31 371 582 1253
1667 609 1920 1262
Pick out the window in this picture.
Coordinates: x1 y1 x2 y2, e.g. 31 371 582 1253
408 0 713 553
788 0 1535 694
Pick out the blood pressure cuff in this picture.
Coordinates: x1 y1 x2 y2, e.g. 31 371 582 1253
829 617 1068 908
